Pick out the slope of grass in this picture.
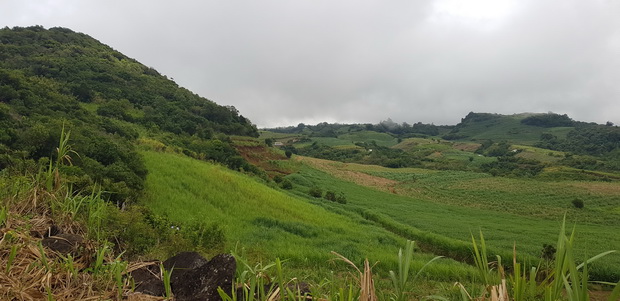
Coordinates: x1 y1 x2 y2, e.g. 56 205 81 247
449 114 574 145
338 131 399 147
140 150 476 280
288 158 620 282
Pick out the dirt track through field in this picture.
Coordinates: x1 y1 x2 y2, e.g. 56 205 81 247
294 156 398 194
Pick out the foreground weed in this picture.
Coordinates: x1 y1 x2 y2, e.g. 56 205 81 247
86 190 107 242
543 216 616 301
458 216 617 301
218 252 278 301
331 283 358 301
109 259 128 300
331 251 378 301
608 280 620 301
89 243 109 275
59 253 78 282
46 286 55 301
5 244 19 275
37 241 51 272
161 263 173 300
471 230 499 287
0 205 7 227
511 259 539 300
389 240 443 301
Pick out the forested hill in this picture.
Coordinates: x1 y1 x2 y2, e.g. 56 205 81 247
0 25 259 202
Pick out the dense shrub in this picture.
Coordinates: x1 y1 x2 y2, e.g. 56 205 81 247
571 198 584 209
324 190 347 204
279 179 293 190
521 113 574 127
308 187 323 198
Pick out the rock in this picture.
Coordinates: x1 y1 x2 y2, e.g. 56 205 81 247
131 252 236 301
31 224 62 238
131 262 164 297
43 224 62 237
41 233 83 254
173 254 236 301
287 282 312 297
163 251 209 285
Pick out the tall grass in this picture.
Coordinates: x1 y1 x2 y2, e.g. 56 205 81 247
457 216 618 301
141 150 475 279
294 163 620 281
388 240 443 301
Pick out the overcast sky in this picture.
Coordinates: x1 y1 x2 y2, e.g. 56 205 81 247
2 0 619 127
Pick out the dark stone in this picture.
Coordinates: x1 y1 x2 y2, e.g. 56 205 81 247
131 252 236 300
44 224 62 238
32 224 62 238
163 251 209 285
173 254 236 301
287 282 312 297
131 262 164 296
41 233 82 254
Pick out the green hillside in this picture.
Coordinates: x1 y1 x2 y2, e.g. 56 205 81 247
441 112 574 144
0 26 258 202
288 157 620 282
140 150 477 281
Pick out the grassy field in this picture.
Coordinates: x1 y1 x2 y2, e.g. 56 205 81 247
292 156 620 282
260 130 399 148
140 150 477 282
449 114 574 145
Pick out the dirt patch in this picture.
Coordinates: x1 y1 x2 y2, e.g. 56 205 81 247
295 157 399 194
428 151 443 159
589 289 613 301
235 145 292 176
452 142 480 152
569 182 620 196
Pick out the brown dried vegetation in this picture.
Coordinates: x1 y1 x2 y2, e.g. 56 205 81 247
0 179 160 300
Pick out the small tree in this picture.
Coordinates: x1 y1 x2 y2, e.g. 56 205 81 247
285 150 292 158
308 187 323 198
571 198 584 209
280 179 293 190
273 175 283 183
264 138 274 147
335 192 347 204
324 191 336 202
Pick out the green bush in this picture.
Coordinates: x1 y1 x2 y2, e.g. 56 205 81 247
273 175 283 183
324 191 336 201
335 192 347 204
571 198 584 209
279 179 293 190
181 222 225 251
308 187 323 198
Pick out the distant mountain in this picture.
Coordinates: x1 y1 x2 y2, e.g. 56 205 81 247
263 112 620 173
441 112 576 144
444 112 620 157
0 26 259 201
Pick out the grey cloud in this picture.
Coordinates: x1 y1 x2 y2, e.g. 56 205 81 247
1 0 619 127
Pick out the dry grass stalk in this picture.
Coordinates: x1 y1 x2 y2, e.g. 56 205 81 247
360 259 377 301
489 279 508 301
0 197 130 300
331 251 377 301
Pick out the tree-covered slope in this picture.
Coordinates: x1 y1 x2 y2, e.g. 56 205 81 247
0 26 259 202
